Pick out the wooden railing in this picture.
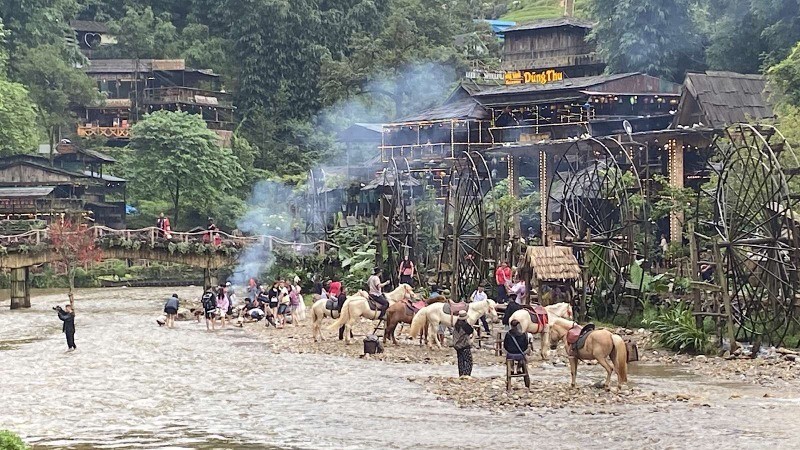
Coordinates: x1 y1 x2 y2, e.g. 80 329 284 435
0 226 338 253
77 126 131 139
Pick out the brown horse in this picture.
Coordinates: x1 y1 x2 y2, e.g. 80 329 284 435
384 296 446 344
548 317 628 391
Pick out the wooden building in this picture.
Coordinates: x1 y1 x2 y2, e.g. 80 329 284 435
673 71 775 129
501 17 603 78
0 143 126 227
76 59 234 144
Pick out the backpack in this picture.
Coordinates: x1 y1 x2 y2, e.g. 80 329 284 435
289 288 300 306
201 292 216 311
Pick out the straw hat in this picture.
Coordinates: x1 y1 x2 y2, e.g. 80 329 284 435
457 310 468 319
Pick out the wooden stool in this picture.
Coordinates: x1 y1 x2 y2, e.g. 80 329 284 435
505 356 530 391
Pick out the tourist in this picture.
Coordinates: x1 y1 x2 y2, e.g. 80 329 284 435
495 261 512 303
162 215 172 239
54 304 76 351
328 277 342 299
217 286 230 329
164 294 179 328
509 276 527 304
368 267 390 318
289 281 302 325
201 287 217 331
337 286 349 340
156 213 166 236
398 256 415 286
452 310 474 377
226 281 237 312
504 319 529 364
267 282 280 319
277 281 290 328
469 284 490 334
257 287 277 327
660 234 669 269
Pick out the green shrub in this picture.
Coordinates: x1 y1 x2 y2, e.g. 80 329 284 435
0 430 29 450
647 303 710 353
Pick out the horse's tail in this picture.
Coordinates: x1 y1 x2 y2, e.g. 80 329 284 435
327 300 351 330
611 334 628 383
409 307 427 338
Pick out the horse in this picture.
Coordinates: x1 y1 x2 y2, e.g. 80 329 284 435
506 302 573 360
310 291 368 342
328 284 417 344
408 299 499 348
548 317 628 391
384 296 446 345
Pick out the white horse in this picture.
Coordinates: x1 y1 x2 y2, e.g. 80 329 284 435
328 284 417 344
507 302 573 360
310 291 368 342
408 299 499 348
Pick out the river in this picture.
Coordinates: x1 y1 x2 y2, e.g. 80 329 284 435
1 287 800 449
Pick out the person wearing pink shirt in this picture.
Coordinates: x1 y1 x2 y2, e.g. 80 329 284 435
495 261 512 303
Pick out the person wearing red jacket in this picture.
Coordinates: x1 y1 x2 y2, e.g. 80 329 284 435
495 261 512 304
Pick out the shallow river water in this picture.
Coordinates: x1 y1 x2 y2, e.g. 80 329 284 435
2 287 800 449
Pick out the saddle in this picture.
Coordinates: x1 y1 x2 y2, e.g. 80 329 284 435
566 323 596 356
325 299 338 311
325 299 340 319
442 301 467 316
367 294 387 319
404 299 428 315
522 305 548 326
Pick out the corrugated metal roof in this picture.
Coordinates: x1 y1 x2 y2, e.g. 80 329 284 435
395 98 490 122
0 187 56 197
680 71 774 129
504 17 594 33
83 171 126 182
473 73 636 97
78 148 116 163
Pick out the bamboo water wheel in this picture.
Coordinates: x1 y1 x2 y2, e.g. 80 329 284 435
545 137 646 318
697 123 800 345
378 157 418 287
438 151 499 301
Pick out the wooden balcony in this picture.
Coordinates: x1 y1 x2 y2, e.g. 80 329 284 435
77 126 131 139
142 87 234 109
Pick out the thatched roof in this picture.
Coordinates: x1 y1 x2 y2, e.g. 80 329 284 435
524 246 580 281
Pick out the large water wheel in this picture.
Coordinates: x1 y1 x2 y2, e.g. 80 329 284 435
700 123 800 345
438 152 499 301
545 137 645 318
378 157 418 287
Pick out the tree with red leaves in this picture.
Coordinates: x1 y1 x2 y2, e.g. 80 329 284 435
49 219 103 308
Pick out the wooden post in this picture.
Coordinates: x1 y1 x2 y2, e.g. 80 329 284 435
10 267 31 309
203 268 217 291
668 139 684 244
687 222 702 329
713 240 738 353
580 269 588 321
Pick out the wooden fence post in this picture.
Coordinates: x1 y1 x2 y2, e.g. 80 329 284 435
687 222 702 329
712 239 737 353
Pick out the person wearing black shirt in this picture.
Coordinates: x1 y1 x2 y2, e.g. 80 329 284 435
55 304 76 351
504 319 529 377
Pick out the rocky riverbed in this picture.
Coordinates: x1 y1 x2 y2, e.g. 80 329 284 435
236 316 800 408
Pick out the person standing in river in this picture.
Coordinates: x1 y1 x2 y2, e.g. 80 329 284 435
216 286 230 329
452 310 474 377
164 294 179 328
55 304 76 351
201 287 217 331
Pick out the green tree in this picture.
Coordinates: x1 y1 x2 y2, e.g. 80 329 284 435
13 45 99 161
588 0 701 80
97 5 178 59
769 42 800 107
0 79 41 155
0 0 81 65
126 111 243 228
319 0 466 118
